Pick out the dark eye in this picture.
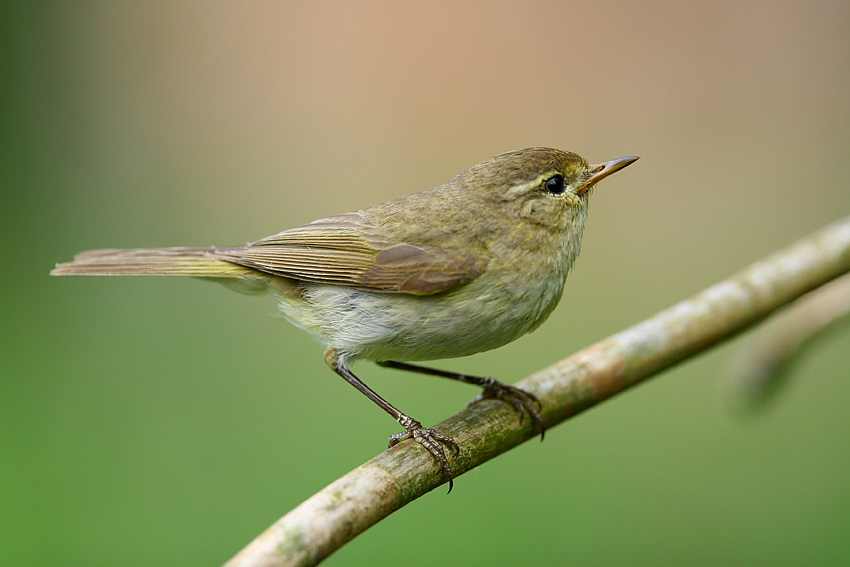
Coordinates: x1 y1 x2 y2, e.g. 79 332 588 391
544 174 566 195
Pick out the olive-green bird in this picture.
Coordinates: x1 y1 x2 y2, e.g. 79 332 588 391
53 147 638 489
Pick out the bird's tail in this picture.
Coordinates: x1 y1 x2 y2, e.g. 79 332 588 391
50 247 255 277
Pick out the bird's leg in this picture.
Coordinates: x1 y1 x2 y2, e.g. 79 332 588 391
325 349 459 491
377 360 545 440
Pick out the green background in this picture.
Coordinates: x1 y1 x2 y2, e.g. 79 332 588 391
3 2 850 565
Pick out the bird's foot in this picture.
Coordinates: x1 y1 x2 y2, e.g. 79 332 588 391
467 378 545 440
389 415 460 492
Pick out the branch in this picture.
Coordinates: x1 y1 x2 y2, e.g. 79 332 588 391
726 271 850 410
224 215 850 567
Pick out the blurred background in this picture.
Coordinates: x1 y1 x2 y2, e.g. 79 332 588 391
3 1 849 565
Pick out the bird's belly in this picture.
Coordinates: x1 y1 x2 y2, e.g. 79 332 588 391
284 269 568 362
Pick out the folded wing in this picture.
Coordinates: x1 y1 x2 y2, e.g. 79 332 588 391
215 213 489 295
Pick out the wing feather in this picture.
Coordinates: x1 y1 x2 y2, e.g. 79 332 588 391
213 213 488 295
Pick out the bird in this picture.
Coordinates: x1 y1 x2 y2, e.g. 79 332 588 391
52 147 639 489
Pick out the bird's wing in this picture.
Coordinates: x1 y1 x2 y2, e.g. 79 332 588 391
214 213 489 295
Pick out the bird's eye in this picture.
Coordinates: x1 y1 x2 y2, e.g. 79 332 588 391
544 174 566 195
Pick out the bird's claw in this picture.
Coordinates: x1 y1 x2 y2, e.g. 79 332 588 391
467 378 545 440
390 416 460 492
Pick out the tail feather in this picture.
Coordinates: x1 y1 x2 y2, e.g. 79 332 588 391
51 247 256 277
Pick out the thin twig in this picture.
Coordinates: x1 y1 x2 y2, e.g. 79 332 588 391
225 215 850 567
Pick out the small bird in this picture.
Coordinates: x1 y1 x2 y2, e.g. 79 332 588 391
52 147 638 489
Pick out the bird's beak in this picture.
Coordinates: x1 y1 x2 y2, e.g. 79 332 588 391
576 156 640 196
